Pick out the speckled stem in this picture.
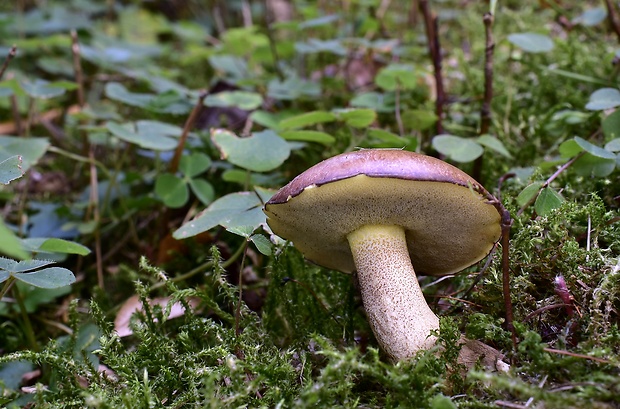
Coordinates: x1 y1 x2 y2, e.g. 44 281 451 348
347 224 440 361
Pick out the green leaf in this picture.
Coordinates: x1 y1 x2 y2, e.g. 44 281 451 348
350 92 395 113
573 153 616 177
105 82 190 114
507 32 554 53
0 85 14 98
534 187 564 216
585 88 620 111
476 135 513 158
250 234 272 256
401 110 438 131
10 259 56 273
155 173 189 208
299 14 340 29
334 108 377 128
221 26 268 55
105 82 154 107
267 74 321 100
516 182 544 207
204 91 263 110
179 153 212 178
226 225 255 238
0 220 28 259
558 139 582 158
221 169 278 186
0 257 19 271
13 267 76 288
0 155 23 184
37 239 91 256
602 109 620 139
208 55 249 80
0 360 34 390
211 129 290 172
604 138 620 152
574 136 616 159
367 128 409 146
573 7 607 27
375 63 416 91
106 121 179 151
278 130 335 145
249 110 281 129
173 191 268 239
278 111 337 130
550 109 590 125
295 39 347 55
0 136 49 172
189 178 215 205
432 134 483 163
20 79 67 99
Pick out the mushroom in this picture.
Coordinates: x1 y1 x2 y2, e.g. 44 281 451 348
264 149 507 367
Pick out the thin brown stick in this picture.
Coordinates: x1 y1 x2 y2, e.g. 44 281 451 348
10 94 22 136
419 0 444 134
475 184 515 353
241 0 253 27
263 0 285 81
169 90 208 174
89 148 104 289
500 204 516 352
542 347 613 364
604 0 620 42
70 30 85 108
480 12 495 136
0 45 16 81
427 294 483 308
494 401 529 409
473 12 495 181
516 151 585 216
235 241 249 336
394 85 404 136
523 303 572 322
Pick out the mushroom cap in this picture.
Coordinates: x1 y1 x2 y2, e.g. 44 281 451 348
264 149 503 275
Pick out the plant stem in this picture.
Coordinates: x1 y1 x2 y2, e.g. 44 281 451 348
47 146 112 179
169 90 208 174
70 30 85 108
479 12 495 137
500 206 516 352
0 276 16 301
604 0 620 42
0 45 16 81
516 151 585 216
473 11 496 181
88 148 104 289
263 0 285 81
13 283 39 351
234 240 249 336
419 0 445 135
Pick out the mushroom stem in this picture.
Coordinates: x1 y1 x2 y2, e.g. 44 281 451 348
347 224 440 361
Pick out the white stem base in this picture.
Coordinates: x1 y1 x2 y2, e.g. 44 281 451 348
347 224 440 361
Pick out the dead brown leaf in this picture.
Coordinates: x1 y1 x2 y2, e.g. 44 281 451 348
114 294 201 337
